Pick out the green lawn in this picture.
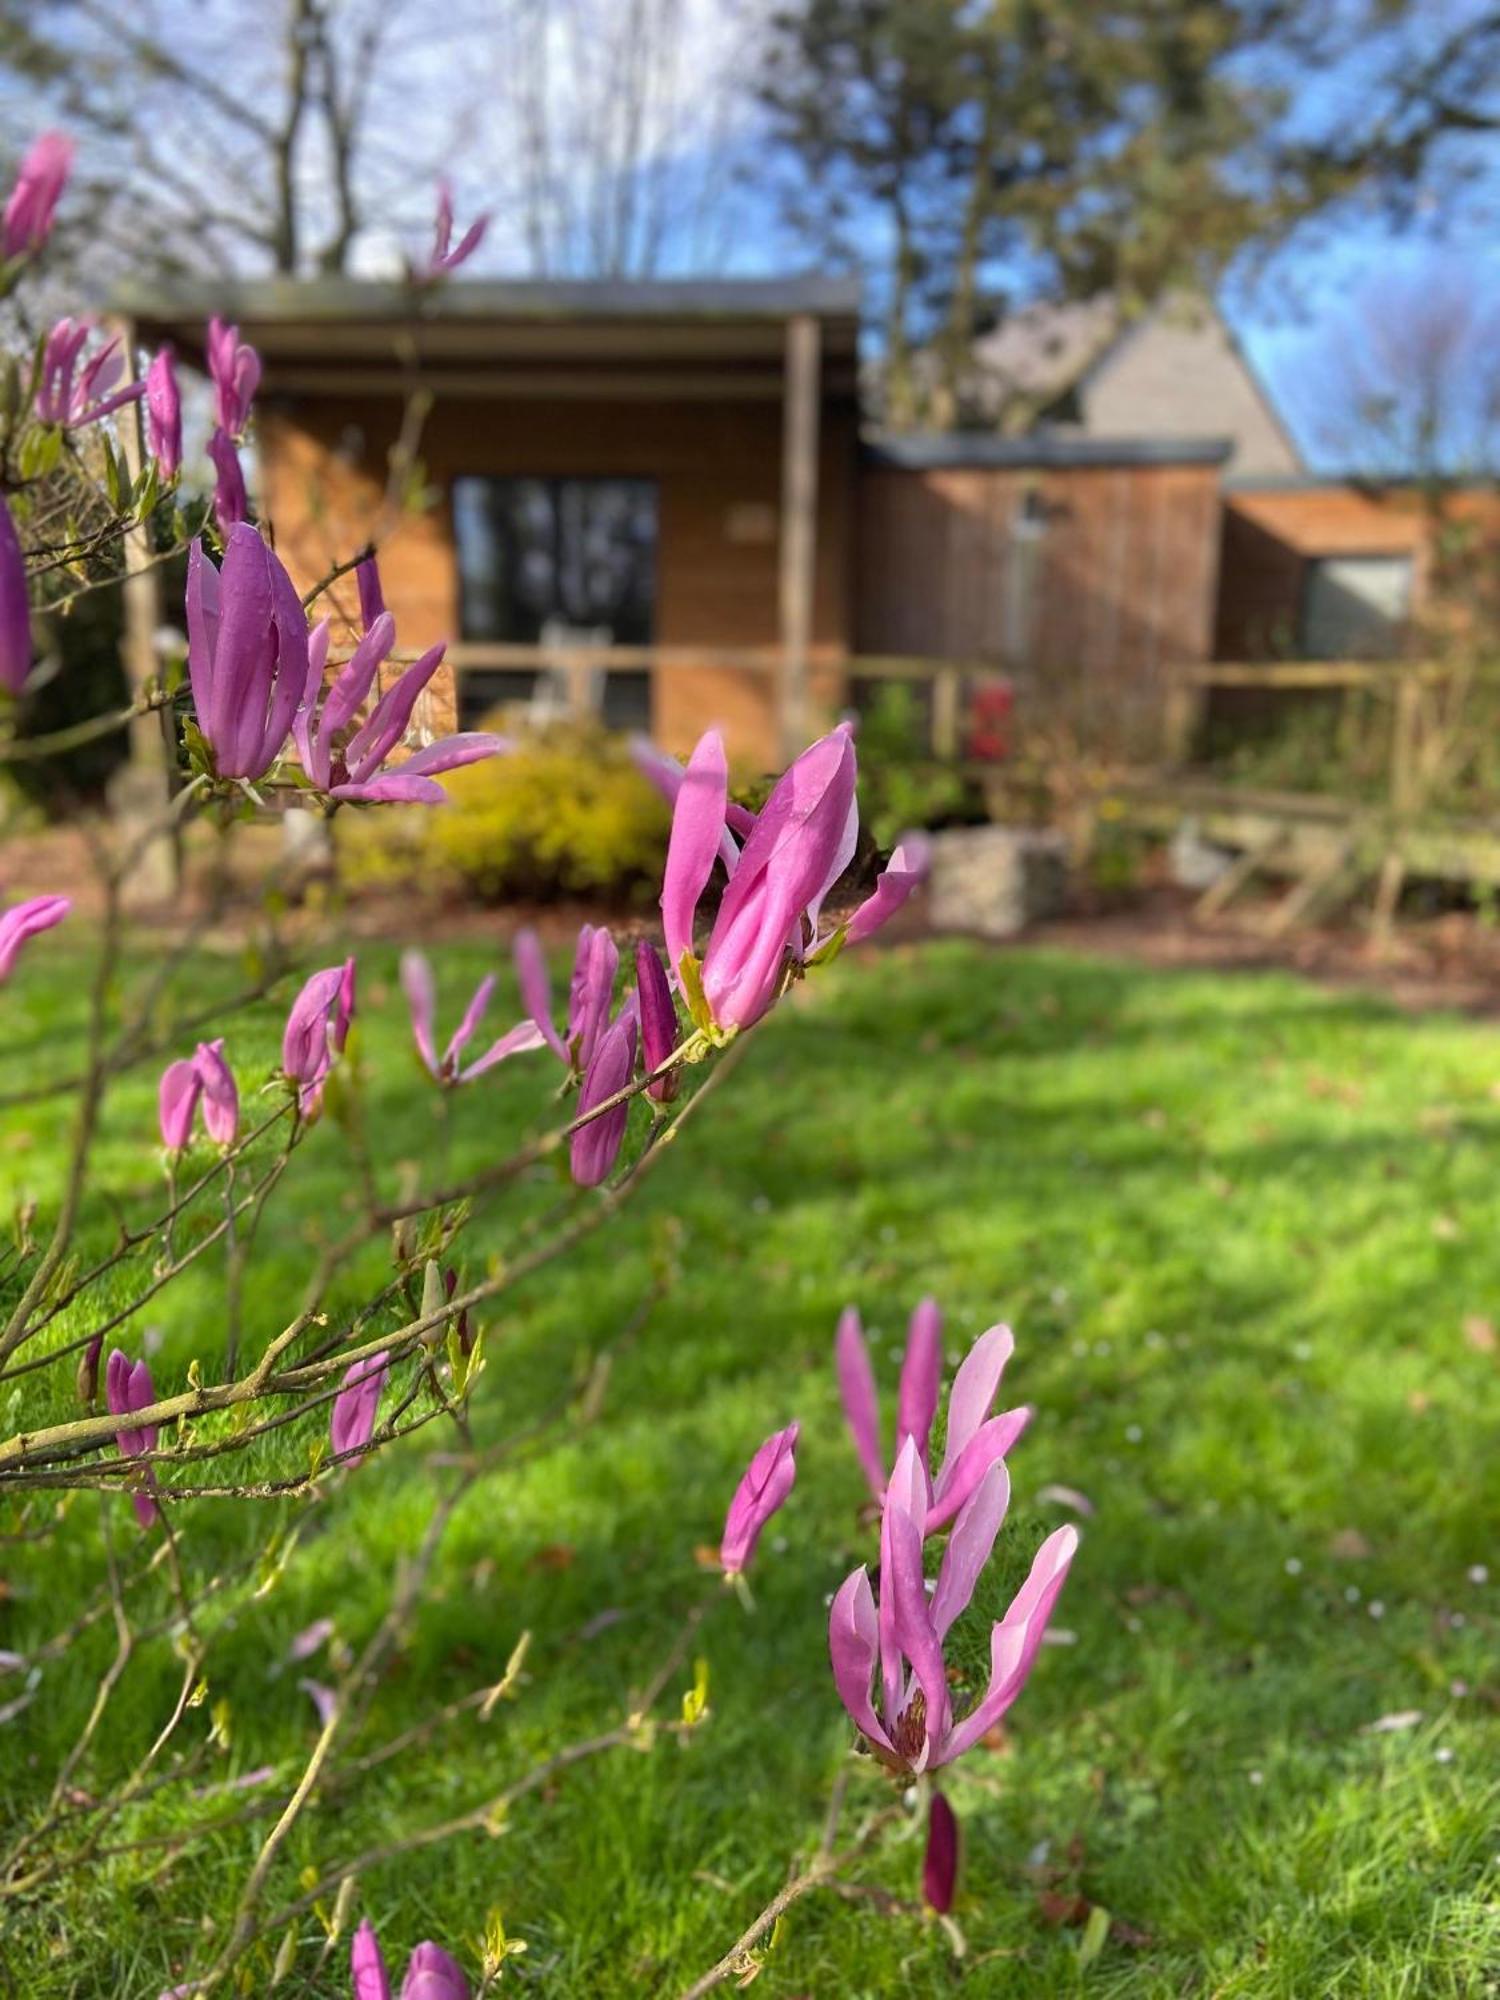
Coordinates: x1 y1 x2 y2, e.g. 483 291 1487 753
1 931 1498 1997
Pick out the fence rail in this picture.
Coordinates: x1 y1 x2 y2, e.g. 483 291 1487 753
444 642 1010 759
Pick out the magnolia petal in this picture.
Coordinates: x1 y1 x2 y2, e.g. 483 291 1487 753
660 730 728 988
937 1526 1079 1765
293 617 332 776
885 1439 950 1763
827 1567 894 1755
719 1421 799 1574
569 1014 637 1188
927 1406 1032 1531
401 1940 471 1998
351 1918 393 2000
568 926 618 1073
193 1039 239 1146
702 727 857 1030
634 939 678 1101
930 1460 1011 1640
923 1791 960 1914
513 928 566 1061
400 950 439 1075
330 1351 390 1460
896 1296 942 1464
935 1323 1014 1495
845 834 930 945
318 611 395 748
456 1018 546 1082
834 1306 885 1503
399 731 509 776
157 1058 201 1151
444 972 496 1069
329 774 449 805
0 894 70 982
343 642 446 780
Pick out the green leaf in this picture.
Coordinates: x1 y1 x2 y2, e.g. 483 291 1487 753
1077 1903 1111 1970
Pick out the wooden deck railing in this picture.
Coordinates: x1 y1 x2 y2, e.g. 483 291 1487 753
444 642 1008 759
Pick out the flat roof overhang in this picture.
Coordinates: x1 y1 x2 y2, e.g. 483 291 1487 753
115 276 863 402
865 431 1234 471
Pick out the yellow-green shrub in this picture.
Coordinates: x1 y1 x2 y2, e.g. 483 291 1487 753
340 719 672 905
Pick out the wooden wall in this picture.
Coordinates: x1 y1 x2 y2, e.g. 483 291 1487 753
260 388 857 768
1215 485 1500 660
855 458 1223 755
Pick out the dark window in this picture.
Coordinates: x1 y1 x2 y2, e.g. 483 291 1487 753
601 669 653 733
452 477 658 646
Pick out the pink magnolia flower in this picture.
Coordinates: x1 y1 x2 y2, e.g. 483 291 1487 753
281 958 356 1115
105 1348 160 1529
351 1919 391 2000
658 725 927 1035
400 949 543 1085
837 1306 1030 1533
0 492 31 695
34 319 144 429
330 1351 389 1460
829 1436 1077 1773
514 924 619 1075
719 1423 799 1576
570 1011 637 1187
3 132 73 261
207 429 248 535
300 1677 337 1727
186 527 309 780
634 939 679 1103
0 893 70 980
352 1920 470 2000
158 1039 239 1151
356 554 385 631
923 1791 960 1913
294 582 505 803
206 315 260 438
144 346 182 479
419 178 488 280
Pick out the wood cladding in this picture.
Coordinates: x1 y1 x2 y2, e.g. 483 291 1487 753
260 391 857 766
855 460 1223 750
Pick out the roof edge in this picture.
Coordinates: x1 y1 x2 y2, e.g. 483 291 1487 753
865 431 1233 471
113 272 864 326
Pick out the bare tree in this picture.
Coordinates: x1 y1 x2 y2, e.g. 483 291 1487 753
1285 260 1500 479
485 0 768 278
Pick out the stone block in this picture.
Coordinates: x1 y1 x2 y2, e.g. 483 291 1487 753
927 824 1068 938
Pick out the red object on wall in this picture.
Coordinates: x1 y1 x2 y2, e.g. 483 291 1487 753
966 678 1014 761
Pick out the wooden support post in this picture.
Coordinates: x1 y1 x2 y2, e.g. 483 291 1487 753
1161 666 1205 768
931 668 962 761
109 317 179 906
1371 669 1422 948
778 313 820 763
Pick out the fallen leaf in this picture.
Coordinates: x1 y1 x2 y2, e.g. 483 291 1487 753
1363 1709 1423 1733
1109 1917 1153 1949
528 1543 576 1573
1037 1890 1090 1927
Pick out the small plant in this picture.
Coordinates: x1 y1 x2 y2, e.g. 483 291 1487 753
855 682 982 850
343 718 672 905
